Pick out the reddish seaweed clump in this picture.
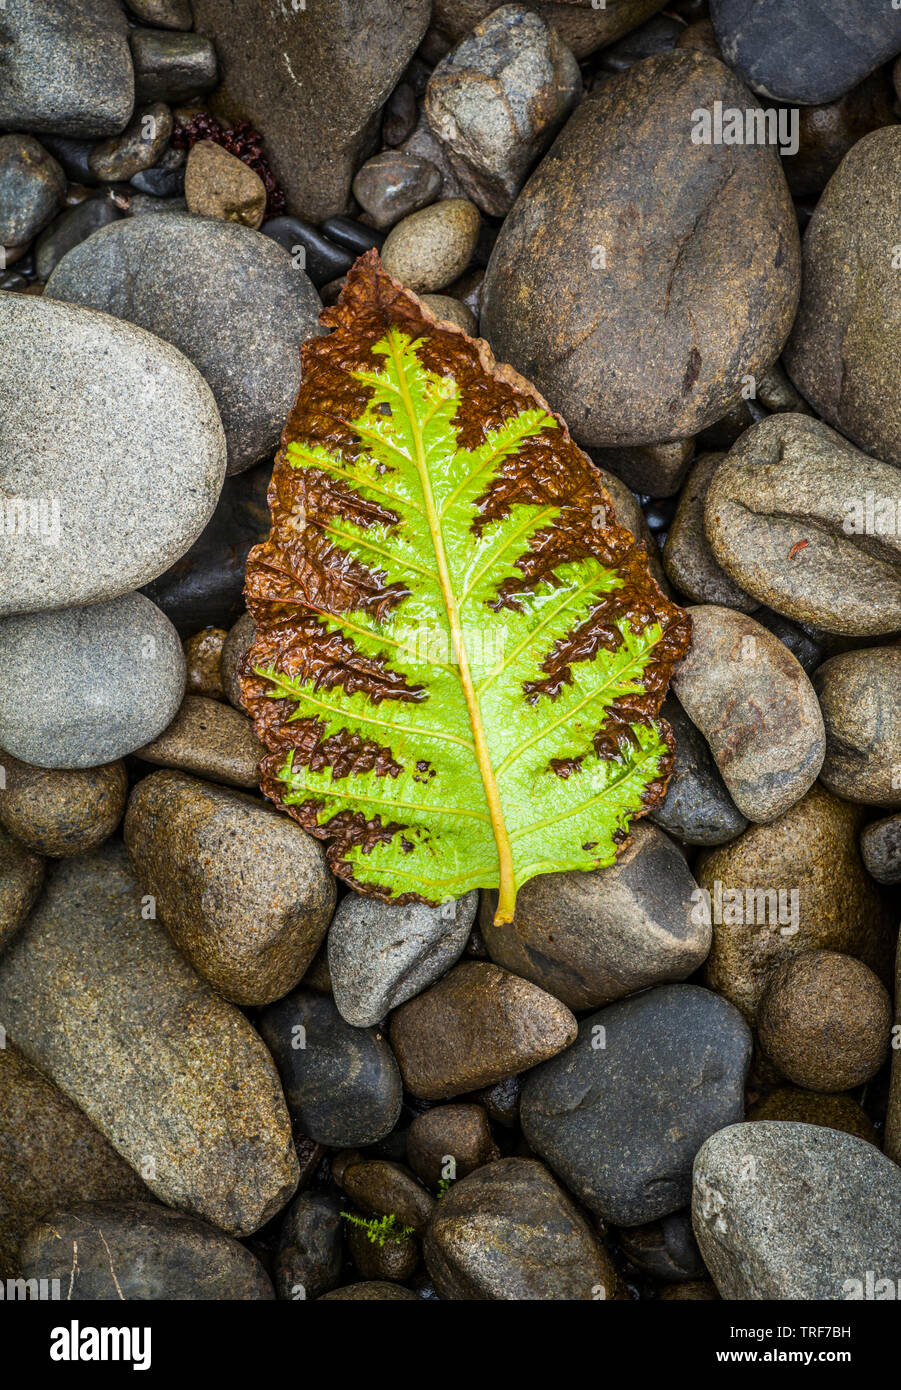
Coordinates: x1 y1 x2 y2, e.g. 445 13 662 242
173 113 286 217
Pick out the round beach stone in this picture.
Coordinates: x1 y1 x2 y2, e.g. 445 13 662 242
0 293 226 616
663 452 759 612
0 842 299 1236
861 814 901 886
134 694 264 789
649 696 749 846
183 626 226 699
616 1210 707 1285
131 29 219 106
0 134 65 247
318 1280 419 1301
220 612 256 709
0 595 186 770
424 1157 616 1300
352 151 443 231
33 192 122 280
258 989 403 1147
406 1104 499 1187
45 212 322 475
692 1121 901 1299
184 140 267 229
87 101 173 182
589 437 695 499
128 0 193 28
20 1200 274 1300
341 1160 435 1236
346 1219 418 1284
381 198 481 294
275 1190 343 1302
125 770 335 1006
0 753 127 858
388 961 577 1100
813 647 901 808
0 826 44 957
481 50 799 448
747 1087 877 1146
480 821 710 1010
670 605 824 823
521 984 751 1226
328 891 477 1027
420 293 477 335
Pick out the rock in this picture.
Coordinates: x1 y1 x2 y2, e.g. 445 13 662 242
0 754 127 858
521 984 751 1226
352 152 442 231
0 135 65 247
0 1046 146 1277
318 1280 419 1300
318 215 385 258
398 110 470 201
134 694 264 789
590 438 694 499
861 815 901 886
424 1156 616 1300
221 613 256 709
346 1219 418 1283
124 770 335 1006
754 607 823 675
648 696 749 847
429 0 670 63
616 1210 707 1284
758 950 892 1092
0 0 134 139
0 827 44 957
88 102 173 182
388 961 577 1100
476 1074 521 1129
406 1105 500 1187
20 1200 274 1299
814 648 901 807
692 1121 901 1299
33 192 122 280
341 1160 435 1236
704 415 901 636
45 213 322 475
747 1087 877 1146
259 216 355 289
382 81 418 147
670 605 824 823
710 0 901 105
328 891 477 1028
141 465 270 636
886 940 901 1166
381 198 481 294
595 11 684 73
0 293 225 615
128 0 193 28
0 843 299 1235
783 70 896 199
481 822 710 1010
184 140 267 229
274 1190 343 1301
192 0 431 221
590 462 670 596
663 453 759 612
37 134 100 185
183 626 226 699
130 161 186 198
424 5 582 217
0 595 185 770
131 29 218 106
420 293 477 334
481 51 799 448
785 127 901 469
697 784 894 1023
258 989 403 1147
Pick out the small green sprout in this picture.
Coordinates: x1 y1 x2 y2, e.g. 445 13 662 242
340 1211 415 1246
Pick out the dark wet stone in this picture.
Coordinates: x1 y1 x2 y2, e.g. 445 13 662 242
319 215 385 255
747 1087 877 1145
861 815 901 886
274 1190 343 1301
616 1210 707 1283
340 1160 435 1236
352 151 442 230
0 135 66 247
406 1104 500 1187
220 612 256 709
33 193 122 281
259 215 354 288
131 29 218 106
88 102 173 182
318 1280 419 1300
649 696 749 846
130 163 185 198
783 69 896 199
662 452 759 611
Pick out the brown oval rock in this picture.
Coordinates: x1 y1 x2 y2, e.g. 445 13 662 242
424 1156 616 1300
318 1280 419 1300
420 293 477 335
185 139 268 229
747 1086 877 1145
346 1220 419 1283
430 0 671 63
220 611 256 710
352 150 442 230
406 1104 500 1187
704 415 901 636
0 752 127 857
0 825 44 955
813 647 901 808
663 452 760 612
670 605 824 822
885 939 901 1166
388 961 577 1100
134 693 265 789
183 625 226 698
861 814 901 885
381 197 480 293
341 1160 435 1236
124 769 335 1006
481 50 800 448
590 437 695 499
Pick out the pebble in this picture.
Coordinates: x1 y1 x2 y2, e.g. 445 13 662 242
747 1087 877 1145
328 891 477 1028
649 696 749 846
220 612 256 708
481 51 799 448
318 215 385 256
184 140 267 229
88 102 173 182
616 1210 706 1285
0 1045 146 1277
592 462 671 596
595 11 684 73
258 989 403 1147
697 784 894 1023
135 694 264 789
0 827 44 956
424 4 582 216
692 1121 901 1299
131 29 218 106
861 815 901 886
346 1220 418 1284
0 0 134 138
34 192 121 280
20 1200 274 1300
318 1281 419 1301
275 1190 343 1301
783 70 896 199
340 1160 435 1236
420 293 477 334
259 216 354 289
670 605 824 823
124 769 335 1006
406 1105 500 1187
758 950 892 1092
785 126 901 468
399 110 469 200
429 0 659 62
1 293 226 615
813 647 901 807
591 438 695 499
0 842 299 1235
0 135 65 247
381 198 480 294
45 212 322 475
183 626 226 699
0 753 127 857
128 0 194 27
521 984 751 1226
663 452 759 612
424 1157 617 1300
388 961 577 1100
704 415 901 635
480 821 710 1010
352 151 442 230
